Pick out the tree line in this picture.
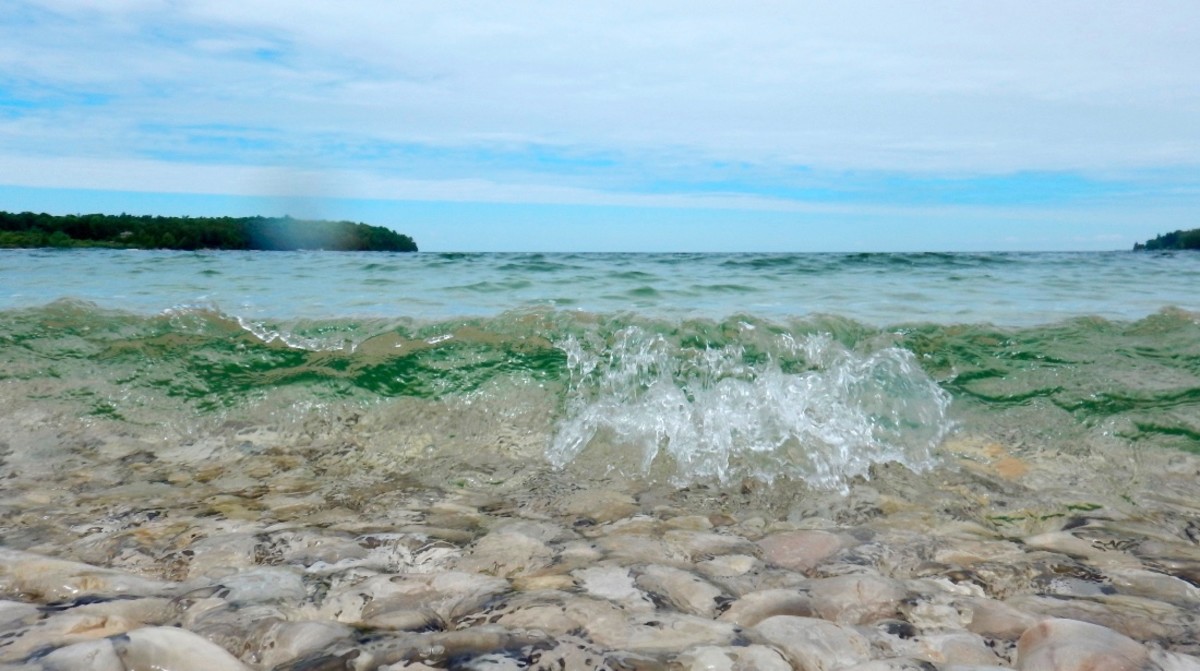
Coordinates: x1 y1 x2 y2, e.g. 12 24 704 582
0 211 417 252
1134 229 1200 251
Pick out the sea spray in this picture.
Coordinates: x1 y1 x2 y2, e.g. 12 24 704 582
548 325 952 490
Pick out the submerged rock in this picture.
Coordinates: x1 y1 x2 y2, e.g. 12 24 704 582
756 530 848 572
1016 618 1148 671
0 549 174 602
750 615 872 671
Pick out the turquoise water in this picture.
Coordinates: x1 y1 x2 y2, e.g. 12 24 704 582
1 249 1198 491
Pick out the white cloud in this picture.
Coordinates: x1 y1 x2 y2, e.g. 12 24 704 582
2 0 1199 190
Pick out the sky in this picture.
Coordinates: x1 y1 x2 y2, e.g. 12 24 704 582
1 2 1198 252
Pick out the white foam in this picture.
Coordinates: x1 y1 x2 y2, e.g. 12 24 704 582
548 328 951 491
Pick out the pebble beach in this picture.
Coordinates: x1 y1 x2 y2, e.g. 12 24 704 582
3 404 1200 670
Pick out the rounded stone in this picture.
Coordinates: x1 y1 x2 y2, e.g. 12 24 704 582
757 530 846 572
751 615 872 671
1017 618 1148 671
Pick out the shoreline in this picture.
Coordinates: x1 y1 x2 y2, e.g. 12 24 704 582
2 406 1200 669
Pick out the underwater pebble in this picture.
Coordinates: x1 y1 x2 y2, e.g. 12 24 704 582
1016 617 1148 671
562 489 638 523
33 638 125 671
0 600 38 628
1149 650 1200 671
245 618 355 668
454 527 556 578
806 574 906 624
634 564 725 618
215 567 307 606
695 553 757 579
962 597 1041 640
1005 593 1193 642
915 631 1005 666
0 549 174 602
750 615 872 671
672 644 792 671
573 565 656 612
321 571 508 625
2 612 138 662
113 625 252 670
756 530 847 572
179 533 260 578
718 588 814 626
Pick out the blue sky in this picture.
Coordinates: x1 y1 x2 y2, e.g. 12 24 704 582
1 2 1198 252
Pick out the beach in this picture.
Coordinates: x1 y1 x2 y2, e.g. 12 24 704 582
1 250 1199 669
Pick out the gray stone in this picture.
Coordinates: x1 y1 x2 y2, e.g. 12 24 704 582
574 565 655 612
111 626 252 670
672 644 792 671
718 588 815 627
750 615 872 671
807 574 905 624
634 564 724 617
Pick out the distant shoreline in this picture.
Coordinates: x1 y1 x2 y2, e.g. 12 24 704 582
0 211 418 252
1134 228 1200 251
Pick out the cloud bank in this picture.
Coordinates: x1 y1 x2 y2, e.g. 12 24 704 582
1 1 1198 249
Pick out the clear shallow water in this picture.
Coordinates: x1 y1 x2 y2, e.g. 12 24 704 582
4 249 1199 325
1 249 1198 493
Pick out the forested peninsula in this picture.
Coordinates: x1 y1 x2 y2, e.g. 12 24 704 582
0 211 417 252
1134 229 1200 251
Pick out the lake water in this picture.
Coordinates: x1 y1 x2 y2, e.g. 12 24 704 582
2 249 1198 493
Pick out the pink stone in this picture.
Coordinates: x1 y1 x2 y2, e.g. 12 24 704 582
1017 618 1148 671
756 530 844 571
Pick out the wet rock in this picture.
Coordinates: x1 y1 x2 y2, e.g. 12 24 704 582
756 530 847 572
839 661 939 671
664 530 758 561
1103 567 1200 607
0 549 174 602
112 625 252 670
634 564 724 617
454 527 555 578
718 588 815 627
962 597 1040 640
360 606 442 631
510 574 576 592
245 618 354 668
1023 532 1143 570
915 631 1004 666
1149 649 1200 671
263 529 370 568
607 613 739 654
2 612 139 661
185 602 292 656
320 571 508 625
750 615 872 671
593 532 684 566
34 638 125 671
1005 593 1192 642
1016 618 1148 671
485 592 626 638
664 515 714 531
216 567 307 605
178 533 261 578
807 574 905 624
574 565 656 612
672 644 792 671
562 489 638 524
0 599 38 628
695 554 757 579
346 532 462 574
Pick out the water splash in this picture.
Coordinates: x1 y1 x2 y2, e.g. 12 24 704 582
548 326 952 490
